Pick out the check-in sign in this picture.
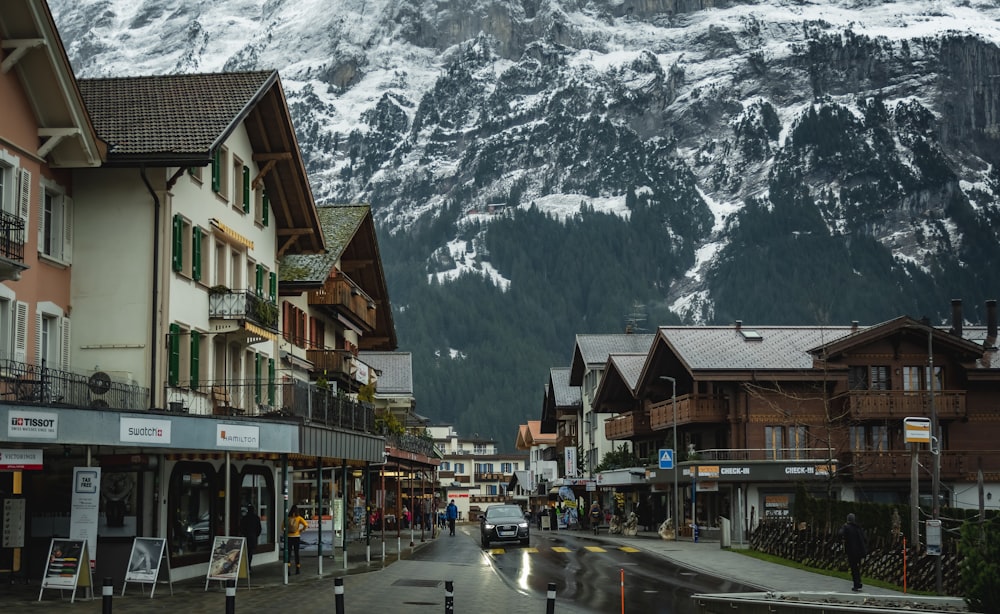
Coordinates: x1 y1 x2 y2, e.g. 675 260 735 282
904 417 931 443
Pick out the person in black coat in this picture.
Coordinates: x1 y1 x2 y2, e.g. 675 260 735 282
240 505 262 571
838 512 867 591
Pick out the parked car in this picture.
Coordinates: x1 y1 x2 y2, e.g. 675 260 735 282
480 504 529 548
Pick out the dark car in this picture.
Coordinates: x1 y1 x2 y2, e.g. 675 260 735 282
480 504 529 548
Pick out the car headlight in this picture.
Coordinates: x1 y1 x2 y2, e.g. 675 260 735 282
484 523 496 530
518 522 528 529
186 526 193 533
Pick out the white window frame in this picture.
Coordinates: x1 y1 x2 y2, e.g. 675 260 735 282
37 179 72 265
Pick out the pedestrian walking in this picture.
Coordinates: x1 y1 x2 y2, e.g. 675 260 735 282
446 499 458 536
589 500 602 535
240 504 262 571
838 512 867 592
284 506 309 575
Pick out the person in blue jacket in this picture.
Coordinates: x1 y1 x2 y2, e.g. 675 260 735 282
445 499 458 536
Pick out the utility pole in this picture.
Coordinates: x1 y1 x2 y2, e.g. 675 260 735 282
929 326 942 594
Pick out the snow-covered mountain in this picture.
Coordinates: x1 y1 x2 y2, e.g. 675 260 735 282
48 0 1000 444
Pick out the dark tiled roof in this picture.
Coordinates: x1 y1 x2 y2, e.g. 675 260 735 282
660 326 858 371
78 71 274 157
550 367 581 408
359 351 412 395
608 354 647 392
280 205 368 283
576 334 655 365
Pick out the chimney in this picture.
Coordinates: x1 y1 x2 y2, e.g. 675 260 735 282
851 320 859 333
951 299 963 337
735 320 742 331
987 300 997 349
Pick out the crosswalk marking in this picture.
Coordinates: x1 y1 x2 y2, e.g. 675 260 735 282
552 547 571 553
485 545 643 556
619 547 640 553
522 547 539 553
584 546 606 552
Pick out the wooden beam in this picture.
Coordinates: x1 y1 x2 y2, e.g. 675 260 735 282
251 152 293 161
37 128 80 159
251 159 277 189
1 39 44 74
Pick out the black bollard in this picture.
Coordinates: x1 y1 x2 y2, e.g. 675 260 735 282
444 579 454 614
226 579 236 614
102 577 113 614
546 582 556 614
334 577 345 614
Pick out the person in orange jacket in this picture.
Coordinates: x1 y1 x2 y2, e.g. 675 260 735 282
283 506 309 574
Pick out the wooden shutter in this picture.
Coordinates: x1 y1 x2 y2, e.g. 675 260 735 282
60 317 71 372
37 188 44 250
282 302 291 342
16 168 30 237
242 166 250 213
211 150 221 193
255 264 263 296
269 272 277 301
267 358 275 404
171 215 183 272
192 226 202 281
190 331 200 389
262 192 269 226
33 307 41 366
13 300 28 362
254 353 261 403
168 323 180 386
62 196 73 263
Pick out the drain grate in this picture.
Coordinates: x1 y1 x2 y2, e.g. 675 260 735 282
393 579 443 588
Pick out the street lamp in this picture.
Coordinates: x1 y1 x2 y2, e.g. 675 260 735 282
660 376 678 541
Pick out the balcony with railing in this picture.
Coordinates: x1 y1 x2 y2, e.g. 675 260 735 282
304 348 352 381
649 394 728 430
384 432 439 459
846 390 966 420
0 210 26 281
0 358 149 410
604 411 652 440
696 448 836 462
208 289 279 340
475 472 508 482
844 449 1000 481
165 378 375 432
308 275 377 332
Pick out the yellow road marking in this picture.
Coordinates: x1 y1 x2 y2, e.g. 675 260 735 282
489 548 506 554
584 546 606 552
523 547 539 553
552 546 571 553
619 546 640 553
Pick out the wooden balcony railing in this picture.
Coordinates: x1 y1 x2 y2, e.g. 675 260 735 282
305 349 352 379
845 450 1000 481
308 276 377 331
847 390 966 420
648 394 728 430
605 411 652 440
475 472 508 482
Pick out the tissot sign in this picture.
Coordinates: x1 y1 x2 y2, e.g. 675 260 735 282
7 411 58 439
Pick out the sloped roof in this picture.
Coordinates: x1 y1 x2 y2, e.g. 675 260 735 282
570 334 654 384
359 351 412 395
608 354 647 391
660 325 858 371
280 205 368 283
549 367 581 408
516 420 557 451
78 70 324 254
0 0 105 167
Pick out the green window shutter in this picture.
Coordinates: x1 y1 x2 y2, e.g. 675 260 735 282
171 215 183 272
269 272 277 301
268 358 275 404
192 226 202 281
255 264 264 296
168 323 180 386
262 192 269 227
242 166 250 213
190 331 200 389
254 354 262 403
211 150 221 193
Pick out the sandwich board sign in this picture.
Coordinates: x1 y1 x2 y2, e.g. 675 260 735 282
38 538 92 602
205 536 249 590
122 537 172 597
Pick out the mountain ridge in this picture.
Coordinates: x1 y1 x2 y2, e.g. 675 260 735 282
49 0 1000 449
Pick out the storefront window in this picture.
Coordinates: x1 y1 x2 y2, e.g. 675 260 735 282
168 462 216 558
240 467 274 546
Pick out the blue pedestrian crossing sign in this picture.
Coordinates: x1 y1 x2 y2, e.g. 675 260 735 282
658 449 674 470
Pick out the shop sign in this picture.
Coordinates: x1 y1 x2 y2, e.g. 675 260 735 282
7 410 58 439
0 448 43 470
215 424 260 449
120 417 171 444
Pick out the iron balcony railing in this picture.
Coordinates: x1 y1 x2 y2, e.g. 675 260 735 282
0 210 25 262
165 378 376 432
0 358 149 410
384 432 439 458
208 289 279 331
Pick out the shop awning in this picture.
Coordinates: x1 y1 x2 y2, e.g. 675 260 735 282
210 218 255 249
